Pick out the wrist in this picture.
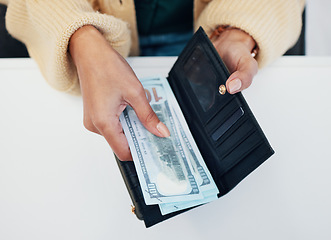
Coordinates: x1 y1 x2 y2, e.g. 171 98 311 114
69 25 103 65
210 25 258 58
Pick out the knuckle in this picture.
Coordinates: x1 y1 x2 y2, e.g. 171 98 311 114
91 115 110 132
245 79 253 89
83 122 93 132
143 109 157 125
83 118 96 132
126 83 145 100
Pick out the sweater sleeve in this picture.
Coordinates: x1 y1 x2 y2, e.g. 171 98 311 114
196 0 306 68
3 0 131 94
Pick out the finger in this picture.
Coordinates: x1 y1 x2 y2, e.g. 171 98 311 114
94 117 133 161
83 114 101 134
126 87 170 138
226 55 258 94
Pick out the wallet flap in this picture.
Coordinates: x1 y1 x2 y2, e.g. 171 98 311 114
167 27 274 196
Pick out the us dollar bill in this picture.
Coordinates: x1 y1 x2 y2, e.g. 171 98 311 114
159 189 218 215
120 78 202 205
119 76 219 211
156 77 219 214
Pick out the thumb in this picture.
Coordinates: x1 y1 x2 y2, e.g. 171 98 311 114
127 89 170 138
226 55 258 94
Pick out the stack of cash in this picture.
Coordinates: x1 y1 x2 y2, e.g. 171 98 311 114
120 76 219 215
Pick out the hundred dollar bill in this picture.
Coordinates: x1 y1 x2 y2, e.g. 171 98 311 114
120 78 203 205
156 77 219 214
159 189 218 215
165 82 218 192
120 76 219 211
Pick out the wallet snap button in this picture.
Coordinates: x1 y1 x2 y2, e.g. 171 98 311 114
219 84 226 95
131 205 136 215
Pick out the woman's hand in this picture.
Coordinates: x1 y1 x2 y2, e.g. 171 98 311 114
69 25 170 161
211 28 258 94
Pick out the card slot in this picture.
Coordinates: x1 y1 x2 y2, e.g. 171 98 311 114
214 117 254 147
204 96 234 124
217 144 274 195
218 128 257 159
211 107 244 141
221 129 260 160
215 119 255 152
205 98 242 132
216 131 264 176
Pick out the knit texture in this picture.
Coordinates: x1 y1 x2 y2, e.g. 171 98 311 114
196 0 306 68
1 0 305 94
4 0 131 95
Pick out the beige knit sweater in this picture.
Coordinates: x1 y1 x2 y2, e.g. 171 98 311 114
0 0 305 95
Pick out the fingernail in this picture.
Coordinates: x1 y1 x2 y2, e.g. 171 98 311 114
228 78 242 94
156 122 170 137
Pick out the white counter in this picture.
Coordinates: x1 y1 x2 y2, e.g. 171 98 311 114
0 56 330 239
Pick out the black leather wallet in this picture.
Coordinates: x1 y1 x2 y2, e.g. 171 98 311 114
116 27 274 228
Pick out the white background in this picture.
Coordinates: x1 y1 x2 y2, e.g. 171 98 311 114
1 56 331 240
306 0 331 55
1 1 331 240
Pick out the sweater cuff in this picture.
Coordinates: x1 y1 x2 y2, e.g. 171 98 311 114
196 0 305 68
6 0 131 94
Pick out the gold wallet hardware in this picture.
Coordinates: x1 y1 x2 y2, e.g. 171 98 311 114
219 84 226 95
131 205 136 215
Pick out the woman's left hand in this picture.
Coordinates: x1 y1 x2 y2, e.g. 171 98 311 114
211 28 258 94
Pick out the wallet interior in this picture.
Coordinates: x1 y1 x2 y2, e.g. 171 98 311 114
116 27 274 228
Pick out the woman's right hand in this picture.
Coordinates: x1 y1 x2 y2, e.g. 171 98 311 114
69 25 170 161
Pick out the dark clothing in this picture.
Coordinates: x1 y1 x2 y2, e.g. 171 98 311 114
0 4 29 57
134 0 193 36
